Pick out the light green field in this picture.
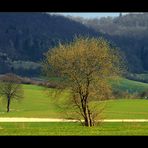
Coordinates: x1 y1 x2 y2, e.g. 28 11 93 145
0 122 148 135
0 79 147 135
110 77 148 93
41 76 148 93
0 81 148 119
104 99 148 119
0 84 65 118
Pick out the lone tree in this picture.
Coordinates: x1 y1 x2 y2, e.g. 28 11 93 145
43 37 123 127
0 73 23 112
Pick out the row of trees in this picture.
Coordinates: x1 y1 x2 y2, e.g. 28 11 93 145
69 13 148 37
0 37 123 127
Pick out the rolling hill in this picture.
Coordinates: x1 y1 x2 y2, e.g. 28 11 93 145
68 13 148 73
0 12 100 76
0 12 148 77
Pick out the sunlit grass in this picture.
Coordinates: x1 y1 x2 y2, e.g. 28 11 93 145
0 122 148 135
0 79 148 119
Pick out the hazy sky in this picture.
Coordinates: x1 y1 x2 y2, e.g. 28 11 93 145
51 13 128 19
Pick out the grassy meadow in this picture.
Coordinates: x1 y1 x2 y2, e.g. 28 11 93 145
0 78 148 135
0 78 148 119
110 77 148 93
0 122 148 135
0 84 64 118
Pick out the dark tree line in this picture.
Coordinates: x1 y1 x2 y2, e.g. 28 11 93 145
1 12 148 76
0 12 100 76
0 12 99 62
69 13 148 73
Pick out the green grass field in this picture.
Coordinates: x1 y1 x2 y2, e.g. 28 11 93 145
0 84 65 118
110 77 148 93
104 99 148 119
0 78 148 135
41 76 148 93
0 79 148 119
0 122 148 135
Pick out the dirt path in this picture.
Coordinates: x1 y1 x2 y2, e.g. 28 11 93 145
0 117 148 122
0 118 77 122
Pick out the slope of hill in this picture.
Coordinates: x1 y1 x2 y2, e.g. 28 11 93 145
0 12 100 76
110 77 148 93
1 12 148 76
68 13 148 73
0 80 148 118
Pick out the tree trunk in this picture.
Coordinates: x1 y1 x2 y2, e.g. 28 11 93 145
7 97 10 112
81 98 93 127
83 105 92 127
84 113 93 127
84 117 90 126
83 105 94 127
88 110 92 126
87 105 94 126
82 106 89 127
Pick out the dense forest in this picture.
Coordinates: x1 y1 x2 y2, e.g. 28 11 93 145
0 12 100 76
68 13 148 73
0 12 148 77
